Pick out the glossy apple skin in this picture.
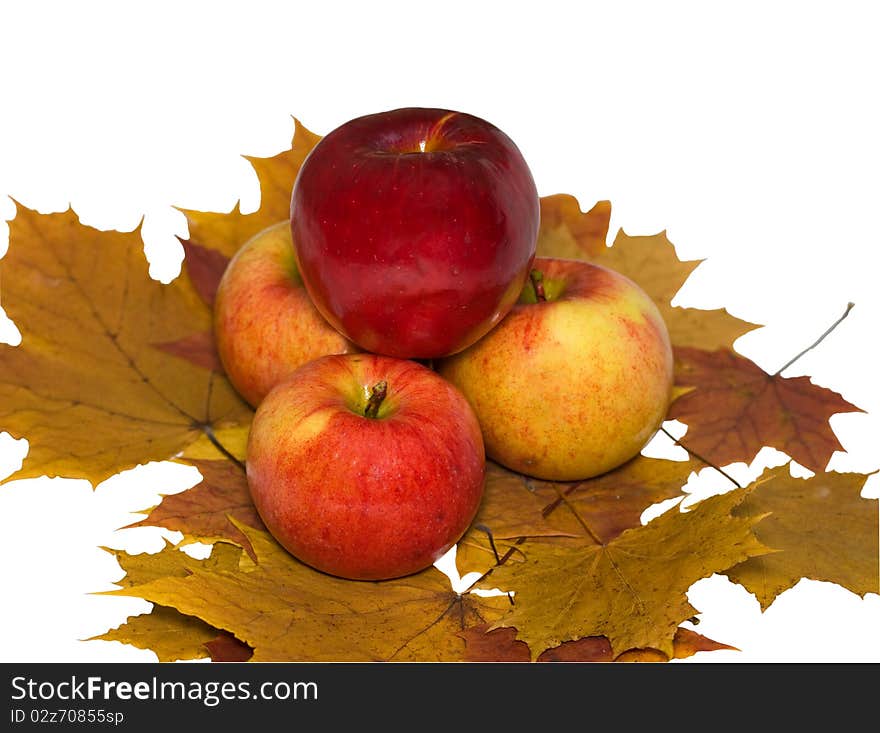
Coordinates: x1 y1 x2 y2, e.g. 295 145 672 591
213 221 357 407
437 257 674 481
246 353 486 581
290 107 540 359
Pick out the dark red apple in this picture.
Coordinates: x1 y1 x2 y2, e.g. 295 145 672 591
290 107 540 359
245 353 486 581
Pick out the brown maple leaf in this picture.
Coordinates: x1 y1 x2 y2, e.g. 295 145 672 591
205 632 254 662
127 458 264 559
179 239 230 308
528 454 703 543
460 624 736 662
153 331 222 372
458 455 702 578
670 347 864 472
105 537 243 587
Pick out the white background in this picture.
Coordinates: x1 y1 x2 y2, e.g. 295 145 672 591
0 0 878 663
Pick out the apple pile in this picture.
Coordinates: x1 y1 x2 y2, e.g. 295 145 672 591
214 107 674 582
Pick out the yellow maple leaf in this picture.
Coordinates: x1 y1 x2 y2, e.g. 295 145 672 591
726 465 879 608
482 485 771 659
180 118 321 258
93 605 219 663
596 230 760 352
108 521 510 662
0 204 251 485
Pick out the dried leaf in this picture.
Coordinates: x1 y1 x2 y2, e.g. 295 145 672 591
106 538 243 588
536 211 759 352
127 459 264 558
180 119 321 259
179 240 229 307
670 347 864 472
601 230 701 305
536 195 611 260
110 521 510 662
458 455 702 578
663 627 739 660
180 424 250 463
0 204 251 486
726 465 879 608
594 231 759 352
153 331 221 372
93 542 252 660
470 462 580 542
461 624 735 662
526 455 702 543
482 486 771 659
205 632 254 662
92 605 217 662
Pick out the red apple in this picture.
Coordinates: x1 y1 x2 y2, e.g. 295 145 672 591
437 257 674 481
290 107 540 359
245 353 486 580
213 221 357 407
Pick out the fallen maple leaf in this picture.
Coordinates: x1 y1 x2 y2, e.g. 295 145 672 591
536 195 611 260
127 458 264 559
725 465 879 608
594 230 759 352
179 239 229 308
92 541 252 661
94 605 221 663
458 455 702 578
179 119 321 260
153 331 222 372
670 347 864 472
460 624 736 662
481 486 771 660
109 520 511 662
0 204 251 486
106 537 243 587
469 461 581 542
204 632 254 662
535 207 760 353
525 454 703 543
180 423 250 463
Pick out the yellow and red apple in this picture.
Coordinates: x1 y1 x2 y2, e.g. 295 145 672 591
245 353 486 581
213 221 357 407
290 107 540 359
437 257 674 481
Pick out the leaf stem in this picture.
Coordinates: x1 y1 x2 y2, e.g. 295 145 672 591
474 524 514 604
773 301 855 376
659 425 742 489
197 422 246 472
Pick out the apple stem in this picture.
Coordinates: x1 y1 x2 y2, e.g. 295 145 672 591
363 380 388 419
530 269 547 302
